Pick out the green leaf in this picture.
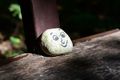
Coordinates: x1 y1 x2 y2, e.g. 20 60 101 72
10 36 21 46
9 4 22 20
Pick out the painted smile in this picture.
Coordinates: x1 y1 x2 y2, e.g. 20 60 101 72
61 39 68 47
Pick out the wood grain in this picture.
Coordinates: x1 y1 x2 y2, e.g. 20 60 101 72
0 30 120 80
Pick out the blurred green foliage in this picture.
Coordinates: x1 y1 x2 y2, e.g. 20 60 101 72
4 50 23 58
0 0 21 38
0 0 25 58
9 4 22 20
10 36 21 48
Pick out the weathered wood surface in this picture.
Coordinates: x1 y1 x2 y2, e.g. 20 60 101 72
0 30 120 80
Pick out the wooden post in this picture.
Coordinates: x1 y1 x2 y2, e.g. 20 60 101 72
18 0 60 53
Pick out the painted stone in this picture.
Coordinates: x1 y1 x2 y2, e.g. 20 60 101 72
40 28 73 56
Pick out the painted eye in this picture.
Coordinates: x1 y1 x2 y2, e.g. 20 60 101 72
52 35 59 41
50 32 53 35
60 32 65 38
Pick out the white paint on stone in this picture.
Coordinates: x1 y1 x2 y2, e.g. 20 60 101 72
41 28 73 55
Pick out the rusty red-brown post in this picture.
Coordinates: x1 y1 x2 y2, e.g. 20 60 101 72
18 0 60 53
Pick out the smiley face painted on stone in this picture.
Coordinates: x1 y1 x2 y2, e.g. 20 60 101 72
41 28 73 55
50 31 68 47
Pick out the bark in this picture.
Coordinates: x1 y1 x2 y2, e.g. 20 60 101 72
0 30 120 80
